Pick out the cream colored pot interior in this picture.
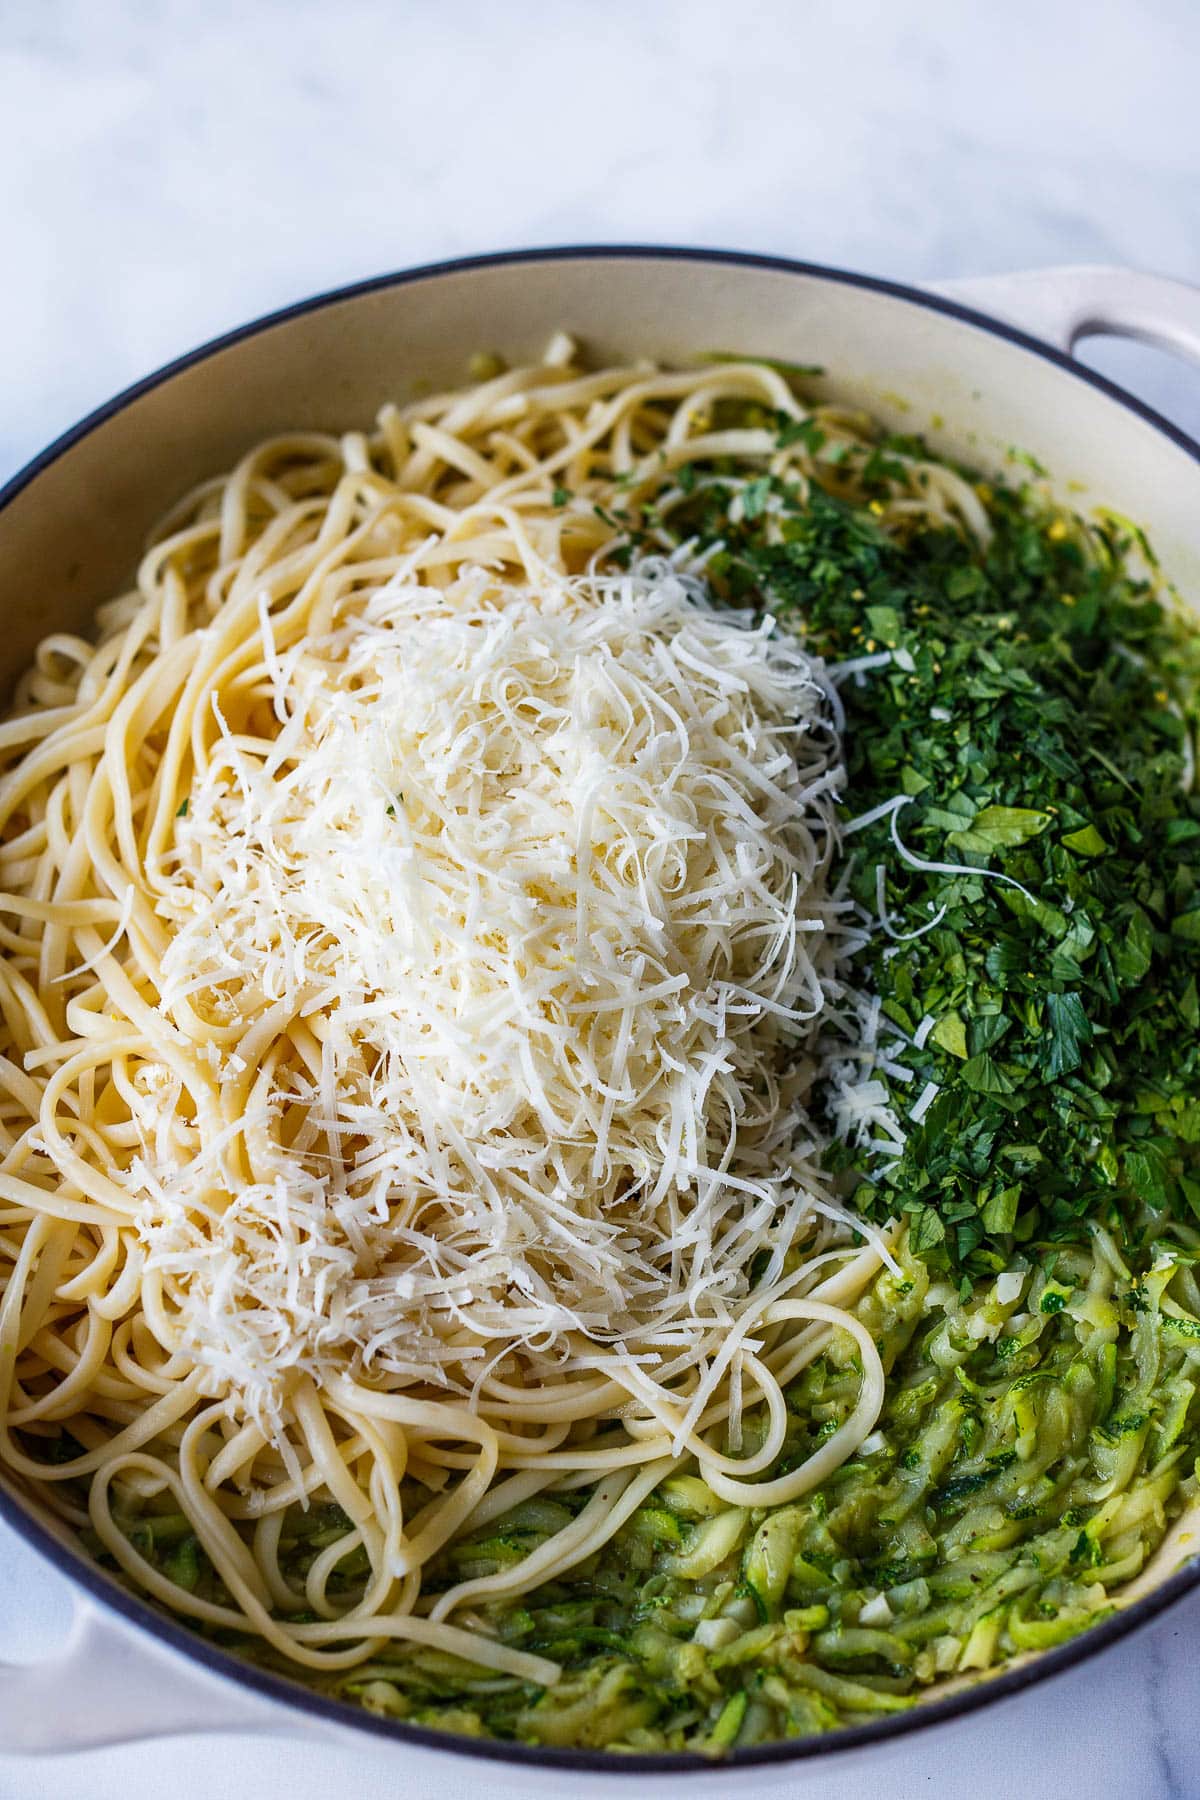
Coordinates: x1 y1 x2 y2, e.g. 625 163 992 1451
4 255 1200 686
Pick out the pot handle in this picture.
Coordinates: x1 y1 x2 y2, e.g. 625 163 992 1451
930 264 1200 366
0 1598 326 1753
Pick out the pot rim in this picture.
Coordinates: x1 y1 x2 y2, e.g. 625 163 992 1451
3 245 1199 526
2 242 1199 1775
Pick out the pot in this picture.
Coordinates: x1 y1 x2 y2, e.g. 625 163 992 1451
1 248 1199 1787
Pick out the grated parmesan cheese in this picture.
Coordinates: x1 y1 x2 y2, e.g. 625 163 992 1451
909 1081 940 1124
130 557 883 1427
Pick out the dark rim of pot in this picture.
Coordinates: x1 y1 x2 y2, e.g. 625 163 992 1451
1 244 1199 1776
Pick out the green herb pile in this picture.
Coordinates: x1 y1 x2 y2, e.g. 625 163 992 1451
668 449 1200 1276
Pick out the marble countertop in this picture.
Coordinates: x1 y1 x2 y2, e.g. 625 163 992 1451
2 2 1199 1794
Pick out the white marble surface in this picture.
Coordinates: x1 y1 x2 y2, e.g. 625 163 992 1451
2 1 1200 1795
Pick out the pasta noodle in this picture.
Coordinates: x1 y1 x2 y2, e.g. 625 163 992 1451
0 343 985 1683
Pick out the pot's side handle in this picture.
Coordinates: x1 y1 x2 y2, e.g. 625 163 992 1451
930 265 1200 366
0 1600 326 1753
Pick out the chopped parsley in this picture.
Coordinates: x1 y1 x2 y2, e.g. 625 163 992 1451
662 449 1200 1275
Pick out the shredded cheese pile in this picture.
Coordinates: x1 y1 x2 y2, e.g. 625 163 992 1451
135 556 859 1422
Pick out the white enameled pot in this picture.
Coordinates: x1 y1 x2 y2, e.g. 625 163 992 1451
2 250 1200 1789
